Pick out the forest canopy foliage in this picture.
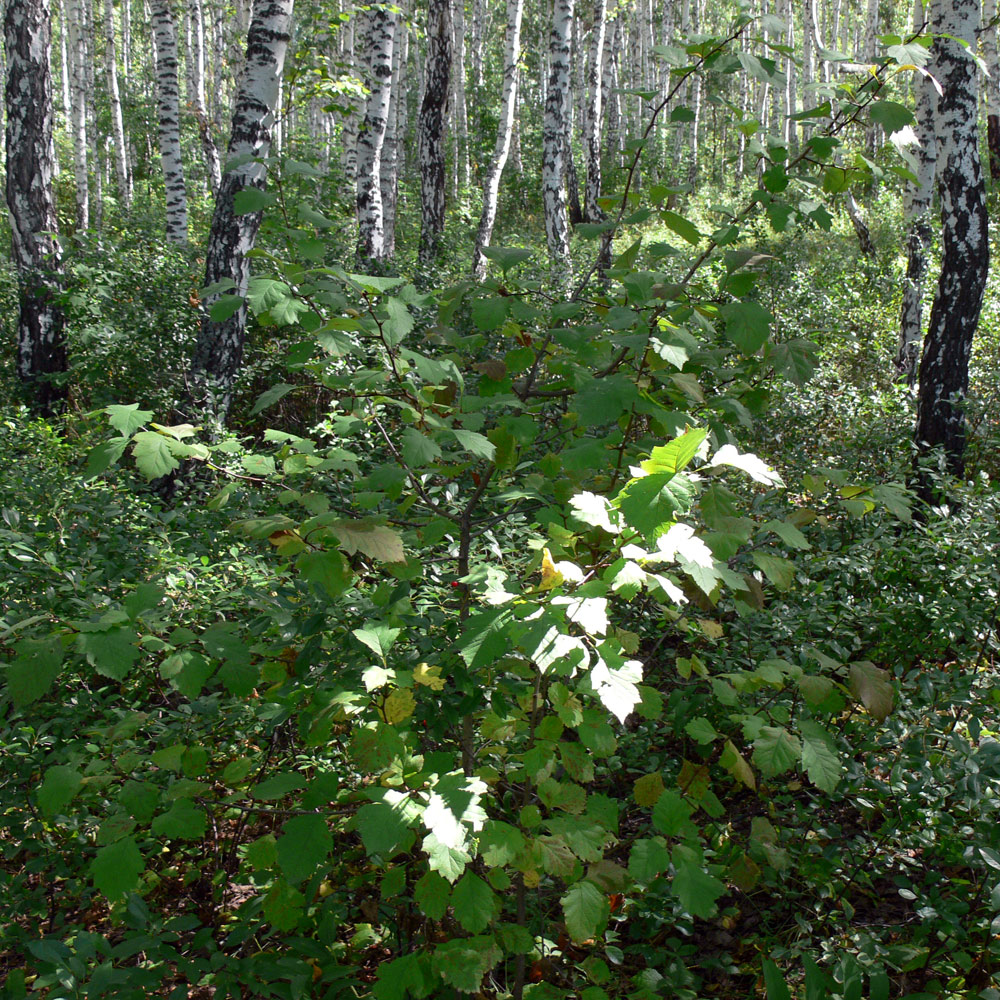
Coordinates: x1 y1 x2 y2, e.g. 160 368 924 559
4 1 1000 999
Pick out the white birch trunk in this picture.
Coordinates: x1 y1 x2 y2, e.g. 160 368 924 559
6 0 67 413
66 0 88 228
190 0 294 425
418 0 451 263
103 0 132 209
381 7 403 258
914 0 989 479
355 4 395 264
897 0 938 381
472 0 524 278
149 0 188 242
583 0 606 224
542 0 574 287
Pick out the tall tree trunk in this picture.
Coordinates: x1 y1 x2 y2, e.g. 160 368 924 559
355 4 395 265
340 12 359 200
897 0 938 383
149 0 188 243
451 0 470 198
542 0 574 287
583 0 606 224
188 0 294 426
417 0 451 264
190 0 221 194
6 0 67 414
472 0 524 279
381 6 403 258
984 0 1000 181
914 0 989 484
103 0 132 210
66 0 89 229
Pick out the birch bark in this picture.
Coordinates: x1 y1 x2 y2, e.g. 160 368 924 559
914 0 989 481
417 0 451 263
582 0 607 224
542 0 574 287
897 0 938 382
355 4 395 264
6 0 67 414
472 0 524 278
189 0 294 425
66 0 88 228
149 0 188 242
103 0 132 209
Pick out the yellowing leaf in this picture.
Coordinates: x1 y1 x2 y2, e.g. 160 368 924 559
414 662 446 691
697 618 724 640
381 688 416 725
539 548 564 590
633 772 665 807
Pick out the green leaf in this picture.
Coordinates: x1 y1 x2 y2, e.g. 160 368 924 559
297 549 353 599
762 958 792 1000
84 436 130 479
262 879 304 931
651 789 694 837
799 720 841 792
414 871 452 920
151 799 207 840
5 636 63 708
869 100 914 134
628 838 671 883
451 429 496 461
131 431 180 480
277 814 332 883
684 717 719 744
250 382 295 415
76 627 139 681
423 832 472 882
91 836 144 900
451 872 497 934
38 765 84 817
353 625 401 661
124 583 164 620
848 661 894 722
232 187 276 214
616 471 696 538
640 428 707 475
161 650 215 699
209 294 244 322
252 772 306 800
753 552 795 591
752 726 802 778
401 427 441 466
459 608 514 670
356 801 416 858
763 519 810 550
332 521 405 562
471 296 509 332
661 210 702 245
720 301 773 355
478 820 526 868
562 880 609 943
433 936 501 992
105 403 152 436
480 245 533 273
672 860 725 918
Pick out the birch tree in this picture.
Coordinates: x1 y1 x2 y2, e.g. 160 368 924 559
472 0 523 279
188 0 294 425
583 0 607 225
355 4 395 264
914 0 989 483
65 0 88 228
983 0 1000 180
897 0 938 382
103 0 132 209
542 0 574 287
149 0 188 242
6 0 67 414
417 0 451 264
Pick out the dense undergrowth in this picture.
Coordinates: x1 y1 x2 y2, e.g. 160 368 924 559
5 155 1000 1000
